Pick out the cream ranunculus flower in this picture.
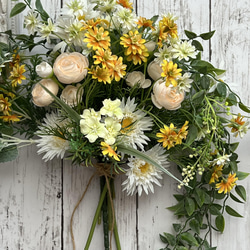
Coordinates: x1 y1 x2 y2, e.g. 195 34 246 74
60 84 83 107
32 79 59 107
126 71 151 88
147 61 163 81
53 52 89 84
151 79 185 110
145 41 156 52
36 62 53 78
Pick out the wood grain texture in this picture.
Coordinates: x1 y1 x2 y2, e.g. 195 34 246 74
0 0 7 42
0 0 249 249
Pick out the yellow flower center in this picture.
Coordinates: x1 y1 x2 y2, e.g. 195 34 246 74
139 162 149 174
121 116 133 133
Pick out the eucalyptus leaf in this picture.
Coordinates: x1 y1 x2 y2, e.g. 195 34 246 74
235 185 247 201
225 205 243 217
10 2 26 17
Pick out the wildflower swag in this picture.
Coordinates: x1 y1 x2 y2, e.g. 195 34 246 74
0 0 249 249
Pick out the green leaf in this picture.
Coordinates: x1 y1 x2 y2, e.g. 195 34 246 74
215 214 225 233
173 194 184 201
194 188 206 207
184 30 197 39
185 124 198 146
0 146 18 163
35 0 50 21
235 185 247 201
192 40 203 51
200 75 210 90
216 82 227 97
173 223 182 233
168 200 186 216
230 192 244 203
189 219 200 234
229 161 238 173
160 233 176 246
176 247 188 250
209 204 222 216
236 171 249 180
225 205 243 217
180 232 199 246
230 142 239 152
191 60 226 75
10 2 26 17
191 90 205 103
226 92 238 106
200 30 216 40
239 102 250 113
185 197 195 216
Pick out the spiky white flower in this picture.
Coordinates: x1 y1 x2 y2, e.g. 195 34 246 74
122 144 169 196
154 45 173 64
24 10 41 34
39 18 58 43
172 40 197 61
119 97 153 150
36 112 70 161
113 5 138 33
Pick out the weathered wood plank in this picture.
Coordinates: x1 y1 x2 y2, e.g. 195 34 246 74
0 0 7 42
210 0 250 248
0 146 62 249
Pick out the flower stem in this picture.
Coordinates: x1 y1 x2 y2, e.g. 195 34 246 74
84 182 108 250
113 216 121 250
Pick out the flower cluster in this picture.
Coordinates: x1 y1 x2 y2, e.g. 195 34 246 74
0 0 249 249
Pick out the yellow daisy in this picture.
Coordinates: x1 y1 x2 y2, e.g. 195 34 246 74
101 141 120 161
209 165 223 184
89 66 112 84
84 26 111 51
176 121 189 145
109 56 127 82
216 173 238 194
0 94 12 115
9 64 26 87
0 114 21 123
161 60 182 87
137 16 155 30
156 123 178 149
117 0 133 10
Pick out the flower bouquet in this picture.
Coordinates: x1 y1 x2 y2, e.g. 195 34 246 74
0 0 249 249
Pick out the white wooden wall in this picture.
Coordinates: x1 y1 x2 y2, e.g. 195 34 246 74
0 0 249 249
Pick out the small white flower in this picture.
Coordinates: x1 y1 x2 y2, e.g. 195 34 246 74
103 117 121 145
81 108 101 120
39 18 57 43
36 62 53 78
176 72 193 93
211 152 232 166
172 40 198 61
80 116 107 143
100 99 123 119
154 45 173 64
122 144 169 196
24 10 41 34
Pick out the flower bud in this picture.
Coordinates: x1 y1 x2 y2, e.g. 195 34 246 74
60 84 83 107
36 62 53 78
126 71 151 88
32 79 59 107
147 61 162 81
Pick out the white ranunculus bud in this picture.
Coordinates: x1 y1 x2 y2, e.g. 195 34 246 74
53 52 89 84
32 79 59 107
36 62 53 78
145 41 156 52
60 84 83 107
126 71 151 89
147 61 163 81
151 79 185 110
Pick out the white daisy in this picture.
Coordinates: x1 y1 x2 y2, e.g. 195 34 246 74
36 112 70 161
176 72 193 93
171 40 198 61
122 144 169 196
61 0 86 17
119 97 153 150
154 45 173 64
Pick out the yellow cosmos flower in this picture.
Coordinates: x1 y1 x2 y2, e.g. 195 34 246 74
176 121 189 144
9 64 26 87
161 60 182 87
117 0 133 10
209 165 223 184
158 15 178 47
101 141 120 161
84 26 111 51
81 18 109 31
93 48 116 67
216 173 238 194
156 123 178 149
0 114 21 123
0 94 12 115
89 66 111 84
137 16 155 30
109 56 127 82
120 30 149 65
